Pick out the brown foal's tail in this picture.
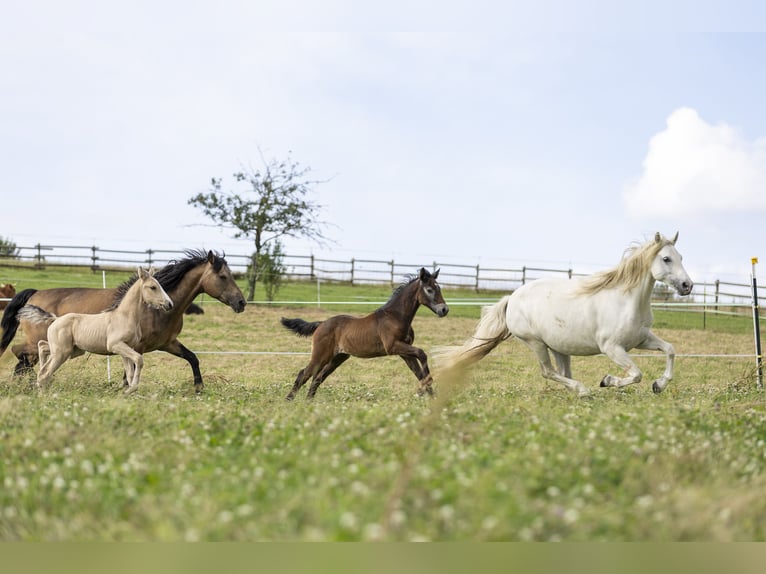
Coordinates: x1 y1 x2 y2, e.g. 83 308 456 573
432 295 512 370
0 288 38 356
280 317 322 337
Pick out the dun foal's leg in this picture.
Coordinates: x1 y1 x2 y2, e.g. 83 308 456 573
110 342 144 395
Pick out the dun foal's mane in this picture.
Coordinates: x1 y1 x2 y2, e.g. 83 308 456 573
578 237 674 294
110 249 227 308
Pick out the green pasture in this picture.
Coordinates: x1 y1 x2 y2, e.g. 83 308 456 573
0 264 765 541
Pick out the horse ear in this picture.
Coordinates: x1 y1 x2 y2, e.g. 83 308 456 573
418 267 429 281
672 231 679 245
654 232 662 244
433 268 440 280
138 266 147 279
207 250 215 264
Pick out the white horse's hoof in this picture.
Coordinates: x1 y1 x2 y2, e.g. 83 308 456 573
600 375 616 388
652 381 664 394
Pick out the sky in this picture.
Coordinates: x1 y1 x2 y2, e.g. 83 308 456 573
2 1 766 287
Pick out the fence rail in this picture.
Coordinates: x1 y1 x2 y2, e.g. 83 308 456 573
1 243 763 309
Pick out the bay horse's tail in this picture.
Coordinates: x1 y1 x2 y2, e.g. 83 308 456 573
281 317 322 337
0 289 38 356
433 296 512 370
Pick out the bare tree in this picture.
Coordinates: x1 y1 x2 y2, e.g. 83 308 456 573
189 151 330 300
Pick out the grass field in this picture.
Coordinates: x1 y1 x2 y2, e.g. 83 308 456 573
1 265 765 541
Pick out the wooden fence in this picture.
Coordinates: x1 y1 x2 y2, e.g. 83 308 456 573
1 243 763 309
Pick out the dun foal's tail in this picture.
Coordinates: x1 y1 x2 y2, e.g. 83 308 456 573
281 317 322 337
0 289 38 356
433 296 512 370
16 305 57 326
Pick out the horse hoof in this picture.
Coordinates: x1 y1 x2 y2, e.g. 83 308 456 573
194 383 204 394
600 376 611 388
652 382 663 394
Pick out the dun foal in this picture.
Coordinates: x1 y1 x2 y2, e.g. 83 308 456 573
19 267 173 393
281 268 449 400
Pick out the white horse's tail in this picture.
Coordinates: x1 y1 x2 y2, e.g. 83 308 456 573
17 305 57 326
433 296 511 370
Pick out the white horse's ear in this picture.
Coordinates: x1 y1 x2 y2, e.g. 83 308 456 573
672 231 679 245
654 232 662 244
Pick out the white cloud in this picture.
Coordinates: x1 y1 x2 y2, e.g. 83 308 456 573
624 107 766 217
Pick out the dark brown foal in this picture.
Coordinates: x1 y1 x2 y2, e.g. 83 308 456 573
281 267 449 400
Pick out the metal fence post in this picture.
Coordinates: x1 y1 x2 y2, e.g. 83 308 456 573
752 258 763 389
90 245 98 271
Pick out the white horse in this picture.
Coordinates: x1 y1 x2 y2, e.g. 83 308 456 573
19 267 173 394
435 232 693 396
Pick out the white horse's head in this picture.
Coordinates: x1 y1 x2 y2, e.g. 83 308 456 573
650 232 693 296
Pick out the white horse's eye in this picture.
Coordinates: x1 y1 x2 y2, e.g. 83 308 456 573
663 256 671 263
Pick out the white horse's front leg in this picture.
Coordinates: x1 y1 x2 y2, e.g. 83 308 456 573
600 344 643 389
636 331 675 394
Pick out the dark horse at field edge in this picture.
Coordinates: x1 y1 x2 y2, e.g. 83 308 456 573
0 250 246 392
281 267 449 400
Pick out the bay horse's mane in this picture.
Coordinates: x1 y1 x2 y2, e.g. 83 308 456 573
578 236 674 294
111 249 227 308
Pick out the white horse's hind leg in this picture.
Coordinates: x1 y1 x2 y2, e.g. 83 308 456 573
636 331 675 394
522 339 590 396
552 351 572 378
599 344 643 389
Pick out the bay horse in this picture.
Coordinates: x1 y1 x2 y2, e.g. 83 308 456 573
20 267 174 393
435 233 693 396
0 250 246 392
281 267 449 400
0 283 15 311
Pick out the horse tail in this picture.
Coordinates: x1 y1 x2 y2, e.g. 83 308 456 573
281 317 322 337
16 305 57 326
433 296 512 370
0 288 38 356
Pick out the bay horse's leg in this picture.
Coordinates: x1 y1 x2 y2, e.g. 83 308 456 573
306 353 349 399
520 338 590 396
157 340 203 393
11 343 38 377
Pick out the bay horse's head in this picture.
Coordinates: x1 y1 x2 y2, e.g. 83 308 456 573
198 251 247 313
417 268 449 317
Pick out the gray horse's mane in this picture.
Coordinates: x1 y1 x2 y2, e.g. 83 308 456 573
577 235 675 294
